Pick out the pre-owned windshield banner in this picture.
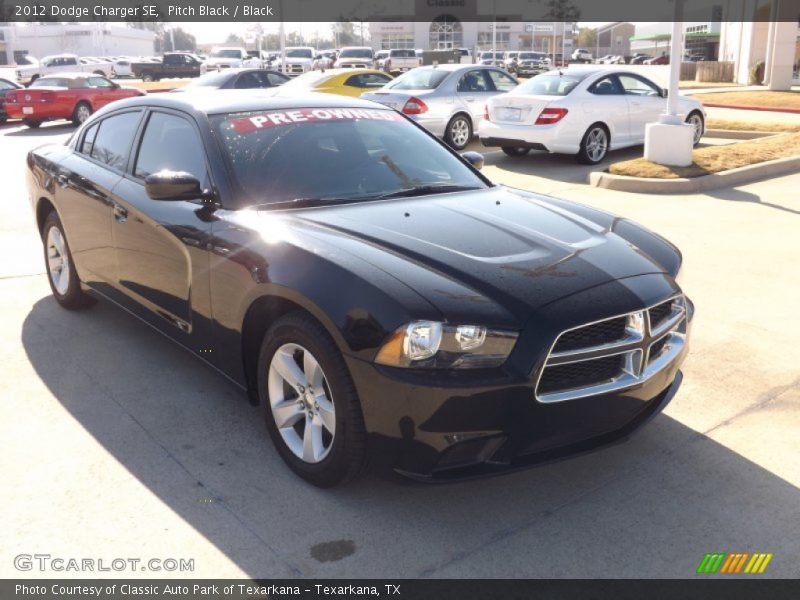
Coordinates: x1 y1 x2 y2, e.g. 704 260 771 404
2 0 796 22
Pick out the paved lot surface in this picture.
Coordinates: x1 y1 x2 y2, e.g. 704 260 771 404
1 119 798 579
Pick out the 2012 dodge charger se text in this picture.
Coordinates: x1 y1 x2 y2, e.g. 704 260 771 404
26 92 692 487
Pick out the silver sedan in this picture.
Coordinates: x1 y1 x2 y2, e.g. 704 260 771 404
361 64 518 150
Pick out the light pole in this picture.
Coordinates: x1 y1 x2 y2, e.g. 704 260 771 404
643 0 694 167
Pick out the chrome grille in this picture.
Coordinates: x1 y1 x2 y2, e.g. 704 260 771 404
535 296 688 403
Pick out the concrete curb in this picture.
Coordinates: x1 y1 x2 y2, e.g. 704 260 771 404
704 129 774 140
701 102 800 114
589 154 800 194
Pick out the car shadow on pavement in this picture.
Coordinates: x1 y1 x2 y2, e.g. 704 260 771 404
4 123 77 137
21 294 800 578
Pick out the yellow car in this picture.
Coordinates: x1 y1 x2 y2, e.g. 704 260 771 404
277 68 394 98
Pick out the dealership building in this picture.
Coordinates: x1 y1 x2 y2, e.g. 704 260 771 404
0 23 155 65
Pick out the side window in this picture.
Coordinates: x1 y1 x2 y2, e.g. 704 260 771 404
90 111 141 171
589 76 623 96
134 112 207 183
267 73 288 86
457 70 490 92
87 76 113 88
80 122 99 156
163 55 176 66
487 70 517 92
64 57 77 66
234 72 260 88
618 75 660 96
360 73 391 88
344 75 364 88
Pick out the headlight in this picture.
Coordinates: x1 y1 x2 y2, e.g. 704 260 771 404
375 321 518 369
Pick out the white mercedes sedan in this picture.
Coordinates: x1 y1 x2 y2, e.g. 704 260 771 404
479 67 706 164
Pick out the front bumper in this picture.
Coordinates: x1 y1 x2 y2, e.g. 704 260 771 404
345 275 692 481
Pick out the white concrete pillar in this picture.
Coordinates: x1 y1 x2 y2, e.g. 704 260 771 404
767 21 798 90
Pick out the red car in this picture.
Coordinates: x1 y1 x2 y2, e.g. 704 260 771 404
4 73 144 128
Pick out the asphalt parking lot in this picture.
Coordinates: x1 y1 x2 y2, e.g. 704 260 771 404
2 119 798 579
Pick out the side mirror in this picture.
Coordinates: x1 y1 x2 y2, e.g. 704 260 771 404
461 151 484 170
661 88 669 98
145 170 210 201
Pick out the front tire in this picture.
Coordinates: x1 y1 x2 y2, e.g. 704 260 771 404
445 114 472 150
42 211 95 310
72 102 92 126
686 111 704 147
258 313 367 487
502 146 530 157
576 124 609 164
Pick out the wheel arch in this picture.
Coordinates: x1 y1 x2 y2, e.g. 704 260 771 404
240 292 346 406
35 197 56 235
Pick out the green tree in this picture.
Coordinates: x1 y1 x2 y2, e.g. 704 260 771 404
574 27 596 49
225 32 245 46
154 27 197 53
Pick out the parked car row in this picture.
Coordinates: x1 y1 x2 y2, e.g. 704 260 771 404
4 59 706 170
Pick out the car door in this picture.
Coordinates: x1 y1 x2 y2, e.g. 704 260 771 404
617 73 666 143
455 69 497 124
54 110 143 287
161 54 181 78
584 75 631 146
85 76 124 108
111 109 213 339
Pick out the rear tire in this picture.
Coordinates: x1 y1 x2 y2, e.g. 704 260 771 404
576 123 609 165
502 146 530 157
445 114 472 151
72 102 92 126
258 312 367 487
42 211 95 310
142 73 154 82
23 119 42 129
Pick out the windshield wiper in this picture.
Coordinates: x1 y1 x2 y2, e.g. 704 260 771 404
373 184 483 200
257 197 356 210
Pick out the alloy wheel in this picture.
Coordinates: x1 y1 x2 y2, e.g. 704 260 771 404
585 127 608 162
268 343 336 464
449 118 470 149
687 113 704 145
76 104 92 124
46 226 70 295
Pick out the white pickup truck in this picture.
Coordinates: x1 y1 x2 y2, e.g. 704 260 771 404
381 49 421 75
16 54 113 85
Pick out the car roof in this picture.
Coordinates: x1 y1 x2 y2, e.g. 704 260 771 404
100 89 390 116
415 63 488 73
35 72 96 80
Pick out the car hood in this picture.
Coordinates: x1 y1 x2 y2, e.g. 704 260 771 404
275 186 671 322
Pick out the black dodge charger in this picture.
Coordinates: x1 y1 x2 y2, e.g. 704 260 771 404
26 92 692 486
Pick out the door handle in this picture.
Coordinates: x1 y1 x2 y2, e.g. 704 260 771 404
113 205 128 223
56 174 69 188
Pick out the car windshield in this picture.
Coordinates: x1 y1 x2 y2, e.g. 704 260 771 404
211 49 242 58
389 50 415 58
30 77 74 88
516 71 588 96
340 48 373 58
385 68 448 90
481 52 503 59
286 49 313 58
211 108 487 206
518 53 545 60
